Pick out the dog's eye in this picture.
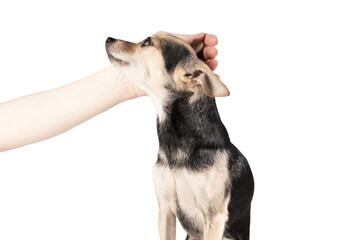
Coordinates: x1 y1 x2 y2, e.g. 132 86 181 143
142 37 153 47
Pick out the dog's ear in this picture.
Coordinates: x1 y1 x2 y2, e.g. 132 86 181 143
191 39 204 60
176 60 230 97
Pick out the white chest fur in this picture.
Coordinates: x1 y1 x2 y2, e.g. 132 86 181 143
152 150 230 238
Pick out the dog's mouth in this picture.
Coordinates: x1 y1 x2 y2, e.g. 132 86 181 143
107 52 129 66
105 37 131 66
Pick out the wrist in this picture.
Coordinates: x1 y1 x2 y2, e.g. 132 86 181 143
97 66 146 104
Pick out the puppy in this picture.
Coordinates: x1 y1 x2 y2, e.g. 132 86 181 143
106 32 254 240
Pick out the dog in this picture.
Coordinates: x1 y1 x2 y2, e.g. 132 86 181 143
105 32 254 240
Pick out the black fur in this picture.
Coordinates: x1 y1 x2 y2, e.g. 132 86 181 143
160 39 192 74
224 146 254 240
157 93 229 170
157 92 254 240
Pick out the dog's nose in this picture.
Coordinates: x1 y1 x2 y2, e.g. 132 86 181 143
106 37 116 43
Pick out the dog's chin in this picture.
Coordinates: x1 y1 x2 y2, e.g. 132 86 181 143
107 53 129 66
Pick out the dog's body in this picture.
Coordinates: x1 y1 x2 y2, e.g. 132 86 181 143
106 32 254 240
154 94 254 240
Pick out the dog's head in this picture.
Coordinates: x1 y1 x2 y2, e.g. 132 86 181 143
106 32 229 102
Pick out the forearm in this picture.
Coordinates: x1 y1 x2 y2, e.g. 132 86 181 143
0 66 135 152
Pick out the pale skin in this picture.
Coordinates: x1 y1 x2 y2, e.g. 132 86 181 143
0 33 219 152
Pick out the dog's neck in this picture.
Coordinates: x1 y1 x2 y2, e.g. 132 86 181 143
156 92 230 169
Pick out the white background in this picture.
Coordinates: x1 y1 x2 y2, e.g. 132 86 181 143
0 0 359 239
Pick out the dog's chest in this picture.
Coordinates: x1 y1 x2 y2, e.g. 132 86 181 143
152 150 230 232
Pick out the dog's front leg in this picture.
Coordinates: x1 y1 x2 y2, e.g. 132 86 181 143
153 163 176 239
205 198 229 240
204 213 226 240
158 205 176 240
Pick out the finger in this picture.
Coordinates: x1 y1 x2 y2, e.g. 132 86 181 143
206 59 218 71
203 47 218 61
171 32 205 45
203 34 218 47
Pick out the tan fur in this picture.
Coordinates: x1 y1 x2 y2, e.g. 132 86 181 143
153 151 230 240
106 32 229 123
107 34 171 122
191 39 204 55
205 197 230 240
158 206 177 240
174 62 230 98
